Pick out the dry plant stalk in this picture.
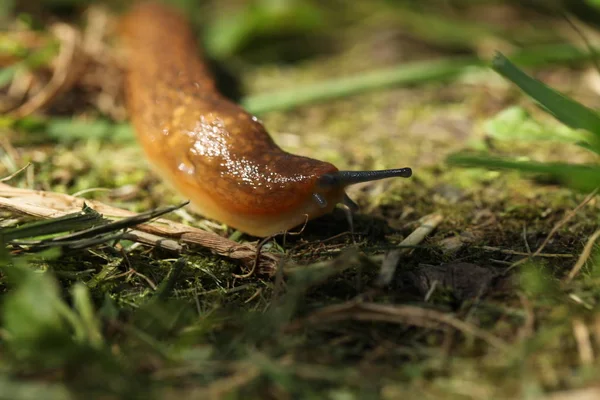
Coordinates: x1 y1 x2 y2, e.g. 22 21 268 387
377 213 443 287
0 183 279 274
565 228 600 282
158 361 260 400
10 23 87 118
287 300 508 351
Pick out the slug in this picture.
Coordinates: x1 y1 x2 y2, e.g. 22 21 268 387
120 2 412 237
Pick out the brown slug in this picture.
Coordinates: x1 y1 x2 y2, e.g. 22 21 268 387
120 2 412 237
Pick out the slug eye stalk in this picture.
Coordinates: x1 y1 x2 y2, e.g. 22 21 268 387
318 168 412 188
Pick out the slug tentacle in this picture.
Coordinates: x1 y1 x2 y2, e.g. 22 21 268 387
318 168 413 189
342 194 359 212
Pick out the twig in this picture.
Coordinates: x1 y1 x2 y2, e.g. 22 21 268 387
565 228 600 282
0 183 279 274
287 301 508 351
475 246 573 258
0 163 31 182
244 288 262 304
121 231 183 252
131 269 157 291
523 225 532 255
376 213 443 287
204 362 261 400
424 281 438 302
13 202 188 245
232 235 275 279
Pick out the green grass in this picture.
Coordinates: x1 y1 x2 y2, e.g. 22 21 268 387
448 52 600 191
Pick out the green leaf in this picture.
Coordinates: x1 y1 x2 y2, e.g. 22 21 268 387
204 0 323 58
448 153 600 192
485 106 599 155
519 262 560 299
0 377 73 400
0 207 104 242
204 10 254 58
2 266 73 360
46 118 134 143
486 106 590 143
71 283 103 348
586 0 600 9
243 57 476 115
0 65 18 87
492 53 600 148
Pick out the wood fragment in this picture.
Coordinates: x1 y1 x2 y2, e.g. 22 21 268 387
376 213 443 287
0 183 279 274
0 163 32 183
565 228 600 282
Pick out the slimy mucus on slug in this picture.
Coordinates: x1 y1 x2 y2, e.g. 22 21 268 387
120 2 412 237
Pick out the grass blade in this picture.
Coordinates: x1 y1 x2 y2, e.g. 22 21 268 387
448 153 600 192
0 206 105 242
243 57 477 115
492 52 600 143
11 202 189 249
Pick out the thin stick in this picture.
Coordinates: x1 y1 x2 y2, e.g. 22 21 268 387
475 246 573 258
0 183 279 274
376 213 443 287
565 228 600 282
287 301 508 351
232 235 275 279
0 163 31 182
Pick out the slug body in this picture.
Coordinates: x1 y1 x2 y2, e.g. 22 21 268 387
120 3 411 237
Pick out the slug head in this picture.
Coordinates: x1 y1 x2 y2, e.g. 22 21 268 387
223 164 413 237
303 167 413 224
